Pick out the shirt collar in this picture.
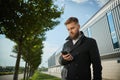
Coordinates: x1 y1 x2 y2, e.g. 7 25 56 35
72 33 82 45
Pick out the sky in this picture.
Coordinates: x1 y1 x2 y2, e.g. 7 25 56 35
0 0 109 67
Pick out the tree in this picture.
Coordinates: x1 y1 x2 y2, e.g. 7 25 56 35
13 35 44 80
0 0 63 80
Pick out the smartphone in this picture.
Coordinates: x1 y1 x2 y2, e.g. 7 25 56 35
61 51 68 55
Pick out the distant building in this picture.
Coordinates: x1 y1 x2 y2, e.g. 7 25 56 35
48 0 120 79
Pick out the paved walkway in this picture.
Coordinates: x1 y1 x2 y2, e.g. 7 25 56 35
42 71 61 78
0 74 23 80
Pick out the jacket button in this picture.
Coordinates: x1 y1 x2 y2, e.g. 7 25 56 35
76 76 79 79
75 64 78 66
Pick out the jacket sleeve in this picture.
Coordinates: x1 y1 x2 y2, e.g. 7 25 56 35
89 39 102 80
59 55 71 65
58 44 71 65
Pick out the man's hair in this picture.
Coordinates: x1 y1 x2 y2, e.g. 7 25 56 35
65 17 79 25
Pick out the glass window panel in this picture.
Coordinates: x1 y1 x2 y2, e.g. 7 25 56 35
107 11 119 49
87 27 92 37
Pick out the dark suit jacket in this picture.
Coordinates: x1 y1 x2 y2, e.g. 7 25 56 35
59 31 102 80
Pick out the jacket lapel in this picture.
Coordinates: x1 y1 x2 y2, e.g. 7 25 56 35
66 40 74 52
65 31 86 53
69 34 85 52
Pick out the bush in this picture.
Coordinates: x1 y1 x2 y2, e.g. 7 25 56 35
0 72 22 75
0 72 14 75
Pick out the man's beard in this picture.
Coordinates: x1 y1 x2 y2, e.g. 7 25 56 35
70 31 80 40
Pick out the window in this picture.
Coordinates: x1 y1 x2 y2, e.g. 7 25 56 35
87 27 92 37
107 11 119 49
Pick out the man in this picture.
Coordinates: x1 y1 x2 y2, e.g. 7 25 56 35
59 17 102 80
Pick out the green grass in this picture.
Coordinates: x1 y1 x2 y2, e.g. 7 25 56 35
0 72 23 76
30 71 61 80
0 72 14 75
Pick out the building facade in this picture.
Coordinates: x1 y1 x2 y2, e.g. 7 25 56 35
48 0 120 79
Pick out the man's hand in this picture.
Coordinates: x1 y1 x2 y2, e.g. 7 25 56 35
62 53 73 61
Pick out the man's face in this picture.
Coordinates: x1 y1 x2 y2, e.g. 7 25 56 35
66 22 80 40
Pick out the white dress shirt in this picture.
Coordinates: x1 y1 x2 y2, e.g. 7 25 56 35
72 34 81 45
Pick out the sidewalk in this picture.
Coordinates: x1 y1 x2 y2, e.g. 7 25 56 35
0 74 23 80
41 71 61 78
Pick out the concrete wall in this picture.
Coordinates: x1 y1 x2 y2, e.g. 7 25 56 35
48 59 120 80
102 59 120 80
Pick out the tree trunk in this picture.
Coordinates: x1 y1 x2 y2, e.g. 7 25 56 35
30 68 35 77
29 66 33 77
29 66 32 77
23 62 27 80
26 63 29 80
13 40 22 80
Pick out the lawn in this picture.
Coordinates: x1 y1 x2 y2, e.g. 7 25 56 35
30 71 61 80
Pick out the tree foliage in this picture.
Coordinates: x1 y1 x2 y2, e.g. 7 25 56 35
0 0 63 80
13 35 44 79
